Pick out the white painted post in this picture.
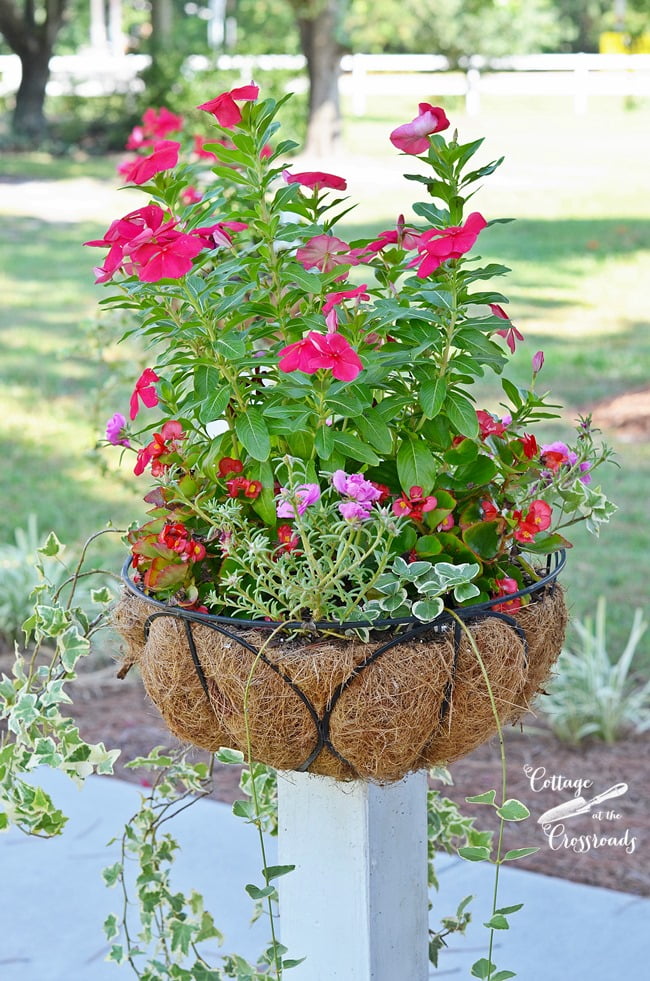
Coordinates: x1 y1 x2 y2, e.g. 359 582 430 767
351 53 367 117
465 67 481 116
277 770 429 981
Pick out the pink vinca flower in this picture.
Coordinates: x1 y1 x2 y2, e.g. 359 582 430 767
197 84 260 128
130 227 204 282
84 205 169 283
362 215 421 255
141 106 184 138
283 170 347 191
322 284 370 316
120 141 181 185
295 235 361 275
413 213 487 278
389 103 450 155
105 412 130 447
277 483 321 519
130 368 159 421
278 332 363 382
532 350 545 374
489 303 524 354
332 471 382 504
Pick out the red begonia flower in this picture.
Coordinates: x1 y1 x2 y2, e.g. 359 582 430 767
120 141 181 185
521 433 538 460
278 331 363 382
130 368 159 420
477 409 508 439
197 84 260 128
283 170 347 191
493 578 522 612
389 103 450 155
218 457 244 477
513 500 552 543
412 212 487 278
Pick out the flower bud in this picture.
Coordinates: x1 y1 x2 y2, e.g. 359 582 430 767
532 350 545 374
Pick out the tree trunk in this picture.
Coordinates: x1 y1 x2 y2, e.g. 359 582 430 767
294 0 344 157
13 42 53 142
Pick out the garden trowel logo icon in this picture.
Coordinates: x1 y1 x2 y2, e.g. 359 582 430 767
537 782 628 826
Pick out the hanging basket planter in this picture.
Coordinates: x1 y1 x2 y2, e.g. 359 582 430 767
114 553 567 783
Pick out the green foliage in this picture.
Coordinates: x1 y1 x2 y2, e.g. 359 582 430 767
540 597 650 743
0 530 121 835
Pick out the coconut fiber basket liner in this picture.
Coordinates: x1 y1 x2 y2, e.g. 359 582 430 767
115 552 567 783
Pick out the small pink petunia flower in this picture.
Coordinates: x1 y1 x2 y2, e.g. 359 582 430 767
197 84 260 128
120 141 181 185
129 368 159 420
277 483 321 518
338 500 373 522
389 103 450 155
283 170 347 191
105 412 130 447
412 212 487 278
332 471 382 504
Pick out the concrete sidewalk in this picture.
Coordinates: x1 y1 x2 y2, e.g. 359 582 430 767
1 768 648 980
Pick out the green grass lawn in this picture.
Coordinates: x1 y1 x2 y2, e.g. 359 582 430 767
1 93 648 659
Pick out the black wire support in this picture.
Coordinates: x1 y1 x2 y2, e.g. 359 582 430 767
123 551 565 775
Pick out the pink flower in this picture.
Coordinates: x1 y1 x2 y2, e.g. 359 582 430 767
125 126 152 151
181 186 203 206
338 501 373 522
322 284 369 316
278 331 363 382
277 483 321 518
193 135 218 161
191 220 248 250
362 216 421 255
85 205 169 283
197 84 260 128
493 577 522 613
283 170 347 191
141 106 184 138
532 350 545 374
130 228 204 282
105 412 130 446
332 471 382 503
541 441 578 471
477 410 509 439
119 141 181 185
389 103 450 155
412 212 487 277
129 368 159 420
295 235 361 274
489 303 525 353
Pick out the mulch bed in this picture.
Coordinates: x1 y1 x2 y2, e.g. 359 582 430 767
68 673 650 898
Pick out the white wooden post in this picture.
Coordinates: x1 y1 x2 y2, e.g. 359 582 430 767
351 53 367 117
277 770 429 981
465 67 481 116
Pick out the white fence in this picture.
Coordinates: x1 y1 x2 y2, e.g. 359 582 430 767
2 51 650 114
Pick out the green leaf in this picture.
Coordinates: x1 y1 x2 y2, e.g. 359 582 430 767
38 531 64 557
466 790 497 806
90 587 112 605
245 883 275 900
198 385 231 424
484 913 510 930
103 862 122 887
103 913 119 940
419 377 447 419
264 864 296 881
462 521 501 561
58 627 90 671
214 333 246 361
216 747 245 765
445 391 479 437
495 903 524 915
503 847 540 861
235 409 271 461
496 798 531 822
458 845 491 862
332 432 380 466
471 958 496 979
412 598 444 622
356 413 393 454
397 439 437 494
315 424 334 460
170 919 195 956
